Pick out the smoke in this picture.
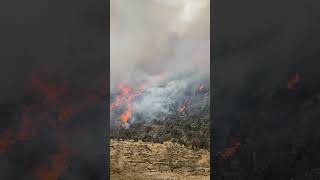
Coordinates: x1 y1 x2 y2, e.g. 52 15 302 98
111 0 210 88
110 0 210 123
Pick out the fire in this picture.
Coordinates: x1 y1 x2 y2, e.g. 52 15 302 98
0 130 15 154
178 106 186 113
110 72 170 126
178 100 190 113
195 83 207 94
118 84 131 95
31 73 68 105
287 73 300 90
120 104 132 123
0 106 43 154
198 84 205 92
221 141 241 159
110 95 121 111
110 83 144 125
34 130 70 180
0 69 107 179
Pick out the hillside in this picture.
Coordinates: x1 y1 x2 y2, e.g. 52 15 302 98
110 86 210 150
110 81 210 179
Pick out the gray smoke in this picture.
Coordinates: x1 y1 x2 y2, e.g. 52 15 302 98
110 0 210 122
133 74 209 121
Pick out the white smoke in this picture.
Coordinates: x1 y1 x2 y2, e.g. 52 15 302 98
110 0 210 122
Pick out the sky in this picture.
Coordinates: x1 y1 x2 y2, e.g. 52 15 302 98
110 0 210 90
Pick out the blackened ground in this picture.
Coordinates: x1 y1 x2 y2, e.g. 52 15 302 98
110 90 210 150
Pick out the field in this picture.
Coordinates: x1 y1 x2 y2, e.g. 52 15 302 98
110 139 210 180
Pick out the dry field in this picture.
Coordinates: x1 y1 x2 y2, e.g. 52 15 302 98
110 139 210 180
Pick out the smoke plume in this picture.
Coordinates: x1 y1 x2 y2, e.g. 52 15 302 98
110 0 210 124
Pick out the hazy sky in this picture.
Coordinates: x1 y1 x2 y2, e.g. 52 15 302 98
110 0 210 91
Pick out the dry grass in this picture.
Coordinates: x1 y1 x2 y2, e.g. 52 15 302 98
110 139 210 180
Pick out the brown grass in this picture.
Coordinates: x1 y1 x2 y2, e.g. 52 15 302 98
110 139 210 180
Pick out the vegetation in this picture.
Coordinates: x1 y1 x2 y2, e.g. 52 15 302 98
110 140 210 180
111 104 210 150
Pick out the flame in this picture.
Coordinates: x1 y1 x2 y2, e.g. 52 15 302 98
287 73 300 90
0 130 14 154
0 106 43 154
110 83 144 125
31 73 68 105
178 105 187 113
178 100 190 113
120 104 132 123
110 72 169 126
34 130 70 180
198 84 205 92
221 141 241 159
0 69 107 179
110 95 121 111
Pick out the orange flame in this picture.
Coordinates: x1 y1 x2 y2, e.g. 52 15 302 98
0 106 43 154
221 142 241 159
0 129 15 154
34 130 70 180
287 73 300 90
120 105 132 123
0 69 107 179
198 84 205 92
110 83 144 125
178 100 190 113
178 105 187 113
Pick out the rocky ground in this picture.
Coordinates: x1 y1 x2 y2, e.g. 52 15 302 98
110 139 210 180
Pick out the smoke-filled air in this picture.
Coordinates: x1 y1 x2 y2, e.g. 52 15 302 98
110 0 210 128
